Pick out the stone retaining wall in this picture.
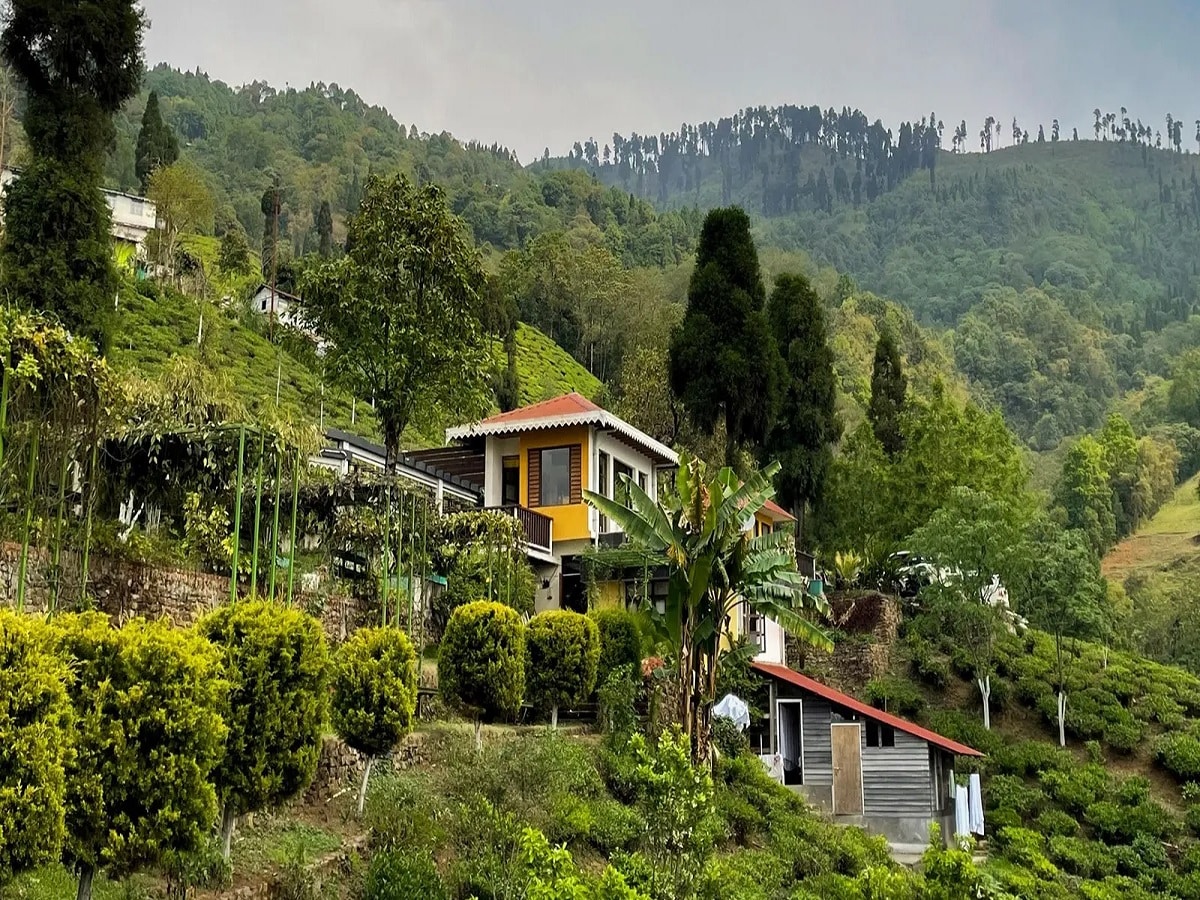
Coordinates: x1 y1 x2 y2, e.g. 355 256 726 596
788 590 902 692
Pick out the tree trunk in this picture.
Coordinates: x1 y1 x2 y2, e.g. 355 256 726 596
551 705 559 729
978 675 991 730
220 807 237 862
474 719 483 753
357 756 375 817
1057 691 1067 747
76 863 96 900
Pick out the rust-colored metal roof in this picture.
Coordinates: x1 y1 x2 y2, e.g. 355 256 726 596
476 392 601 425
761 499 796 522
751 661 983 757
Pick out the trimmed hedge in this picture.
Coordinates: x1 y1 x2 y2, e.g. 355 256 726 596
590 608 642 677
0 611 70 880
332 627 419 758
439 601 526 726
525 610 600 725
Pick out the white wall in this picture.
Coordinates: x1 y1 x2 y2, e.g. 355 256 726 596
483 436 519 507
593 431 658 536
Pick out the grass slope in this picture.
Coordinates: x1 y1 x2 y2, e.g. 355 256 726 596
1103 473 1200 585
512 322 604 405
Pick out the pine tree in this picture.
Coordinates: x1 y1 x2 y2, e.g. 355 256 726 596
669 207 782 465
0 0 145 349
316 200 334 258
762 273 841 540
867 330 907 456
134 91 178 193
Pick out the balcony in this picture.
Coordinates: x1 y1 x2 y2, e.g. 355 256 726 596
487 505 553 555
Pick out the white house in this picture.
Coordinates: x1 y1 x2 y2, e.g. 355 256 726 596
0 166 158 249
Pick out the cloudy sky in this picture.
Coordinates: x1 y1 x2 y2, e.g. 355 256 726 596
142 0 1200 162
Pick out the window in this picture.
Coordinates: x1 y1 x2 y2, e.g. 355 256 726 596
501 456 520 506
624 578 668 614
865 721 895 748
539 447 572 506
598 452 610 532
614 461 633 508
638 471 648 494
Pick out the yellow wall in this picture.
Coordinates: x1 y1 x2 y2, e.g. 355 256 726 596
594 580 623 610
519 425 591 542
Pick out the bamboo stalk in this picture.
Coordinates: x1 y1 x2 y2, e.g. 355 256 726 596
48 449 69 613
286 449 300 606
230 426 246 603
16 428 38 612
79 441 98 607
268 449 282 600
250 430 266 596
381 482 390 626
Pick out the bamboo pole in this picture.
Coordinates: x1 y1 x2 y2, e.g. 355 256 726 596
79 440 99 607
230 426 246 603
250 430 266 596
407 494 416 631
48 449 69 613
0 364 9 475
16 428 38 612
381 482 391 626
268 449 283 600
286 449 300 606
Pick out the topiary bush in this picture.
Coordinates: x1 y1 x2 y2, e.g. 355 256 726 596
439 600 525 749
0 610 71 882
199 600 330 859
52 613 228 900
590 607 642 678
332 627 419 815
525 609 600 728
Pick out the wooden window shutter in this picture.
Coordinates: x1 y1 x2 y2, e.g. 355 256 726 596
569 444 582 504
528 449 541 508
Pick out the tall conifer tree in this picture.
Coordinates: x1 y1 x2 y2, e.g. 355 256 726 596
868 330 907 456
1 0 145 348
762 273 841 539
669 206 782 465
134 91 177 192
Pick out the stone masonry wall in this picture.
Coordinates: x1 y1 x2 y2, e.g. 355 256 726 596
787 590 902 693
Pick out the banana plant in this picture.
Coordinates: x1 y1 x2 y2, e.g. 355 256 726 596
585 451 832 763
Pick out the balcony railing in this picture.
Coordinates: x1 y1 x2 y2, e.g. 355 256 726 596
487 505 553 554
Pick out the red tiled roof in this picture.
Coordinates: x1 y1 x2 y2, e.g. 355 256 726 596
477 392 601 426
761 499 796 522
751 661 983 757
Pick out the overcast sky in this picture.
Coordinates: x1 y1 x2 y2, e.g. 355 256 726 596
142 0 1200 163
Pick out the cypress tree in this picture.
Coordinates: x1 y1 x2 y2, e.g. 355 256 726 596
762 273 841 540
0 0 145 349
316 200 334 258
134 91 178 193
669 206 782 465
868 330 907 456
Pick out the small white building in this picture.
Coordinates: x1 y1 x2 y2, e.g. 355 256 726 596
251 284 302 329
0 166 158 249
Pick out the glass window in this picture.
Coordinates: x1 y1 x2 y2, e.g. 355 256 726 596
598 452 610 531
866 721 895 748
540 447 571 506
614 461 633 508
638 471 648 494
502 456 519 506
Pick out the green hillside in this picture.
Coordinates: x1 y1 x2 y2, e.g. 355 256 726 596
511 322 604 404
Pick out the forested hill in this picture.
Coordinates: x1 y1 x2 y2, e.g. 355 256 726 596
550 113 1200 448
103 65 701 268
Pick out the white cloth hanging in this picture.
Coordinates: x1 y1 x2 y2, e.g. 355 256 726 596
954 784 971 840
714 693 750 731
760 753 784 782
968 773 985 835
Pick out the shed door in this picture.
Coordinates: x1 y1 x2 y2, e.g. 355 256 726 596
831 723 864 815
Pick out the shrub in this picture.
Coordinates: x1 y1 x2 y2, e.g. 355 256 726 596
1102 714 1143 754
363 850 447 900
712 715 750 759
864 676 924 717
525 610 600 727
992 740 1071 777
436 547 536 632
587 797 645 854
1156 732 1200 782
439 601 526 749
1048 836 1117 879
53 613 228 897
597 667 639 740
1036 809 1079 838
331 627 419 814
199 600 330 857
364 775 446 854
0 610 70 881
986 775 1045 818
590 607 642 678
